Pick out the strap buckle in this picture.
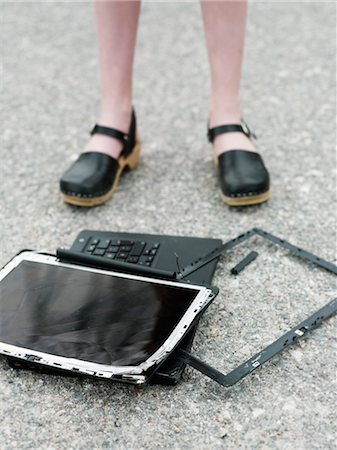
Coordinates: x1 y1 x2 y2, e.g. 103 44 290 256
240 119 258 140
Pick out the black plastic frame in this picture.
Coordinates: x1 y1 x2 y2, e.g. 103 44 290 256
176 228 337 280
176 228 337 386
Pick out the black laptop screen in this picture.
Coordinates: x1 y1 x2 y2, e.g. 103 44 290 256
0 261 199 366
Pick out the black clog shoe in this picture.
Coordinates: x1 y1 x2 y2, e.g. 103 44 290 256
60 109 140 207
207 121 270 206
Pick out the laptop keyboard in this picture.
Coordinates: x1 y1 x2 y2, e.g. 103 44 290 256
82 237 160 267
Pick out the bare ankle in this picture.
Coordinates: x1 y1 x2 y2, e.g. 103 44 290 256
209 98 242 126
83 101 133 159
100 100 133 131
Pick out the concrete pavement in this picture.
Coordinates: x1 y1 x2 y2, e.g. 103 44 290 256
1 2 336 449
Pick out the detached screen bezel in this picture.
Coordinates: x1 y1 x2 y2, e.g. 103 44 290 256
0 252 214 379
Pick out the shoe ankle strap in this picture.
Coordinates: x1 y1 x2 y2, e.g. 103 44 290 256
207 119 257 143
90 124 128 144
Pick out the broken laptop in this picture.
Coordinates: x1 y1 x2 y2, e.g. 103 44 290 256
0 228 336 388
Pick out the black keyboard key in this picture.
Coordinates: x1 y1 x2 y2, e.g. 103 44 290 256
93 249 106 256
138 260 151 266
120 245 132 252
130 242 146 256
86 244 96 253
120 240 134 245
139 255 153 266
105 253 116 259
77 237 88 252
146 256 154 262
108 245 120 253
91 239 99 245
127 256 139 264
153 243 160 249
117 252 128 259
150 249 157 256
143 249 150 256
97 239 111 249
111 239 121 245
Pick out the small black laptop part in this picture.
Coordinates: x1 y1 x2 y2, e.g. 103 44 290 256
70 230 222 285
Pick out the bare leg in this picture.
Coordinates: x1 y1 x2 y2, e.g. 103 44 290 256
83 0 141 159
200 0 256 156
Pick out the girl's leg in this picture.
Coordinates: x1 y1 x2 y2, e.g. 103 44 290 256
200 0 255 156
83 0 141 159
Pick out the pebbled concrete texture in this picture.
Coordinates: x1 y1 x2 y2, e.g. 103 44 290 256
1 2 336 449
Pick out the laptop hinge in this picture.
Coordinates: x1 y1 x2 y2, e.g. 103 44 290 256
56 248 177 280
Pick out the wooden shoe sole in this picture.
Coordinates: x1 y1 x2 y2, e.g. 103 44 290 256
221 190 270 206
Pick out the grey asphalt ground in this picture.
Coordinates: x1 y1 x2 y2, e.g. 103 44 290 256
1 2 336 449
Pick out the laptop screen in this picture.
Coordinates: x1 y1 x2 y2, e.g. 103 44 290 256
0 260 199 366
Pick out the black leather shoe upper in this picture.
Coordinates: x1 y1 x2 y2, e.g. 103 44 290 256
207 121 270 198
60 108 136 198
60 152 120 197
218 150 270 197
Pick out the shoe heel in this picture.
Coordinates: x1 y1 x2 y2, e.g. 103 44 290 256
124 137 141 170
